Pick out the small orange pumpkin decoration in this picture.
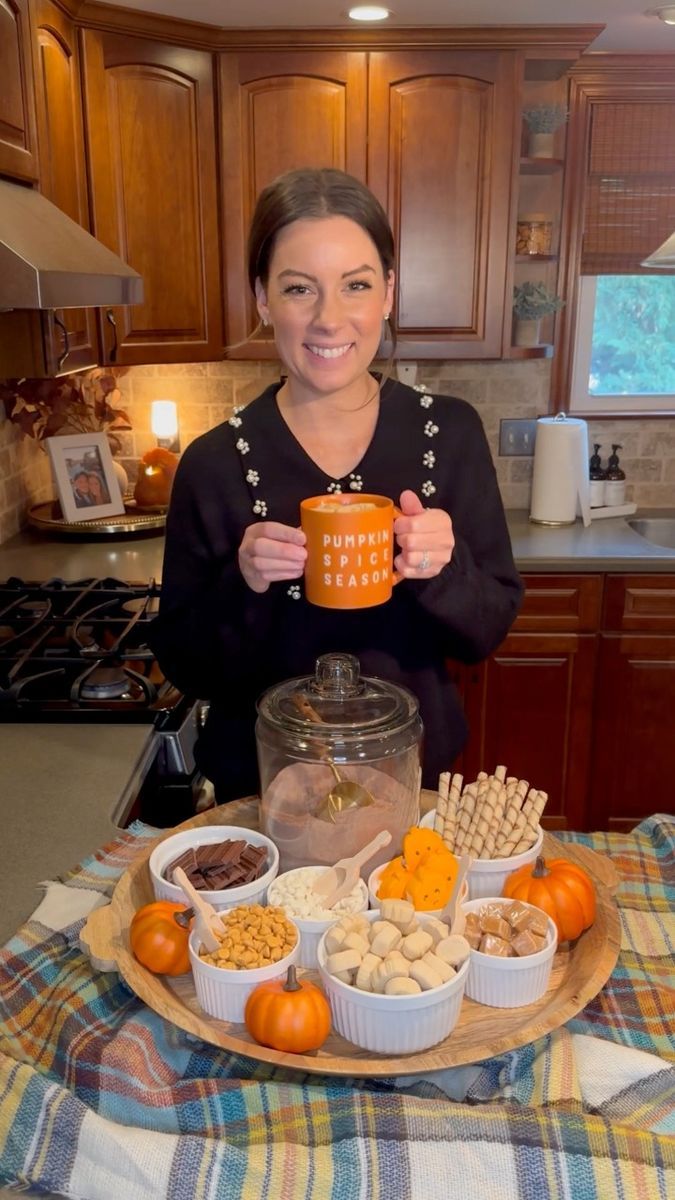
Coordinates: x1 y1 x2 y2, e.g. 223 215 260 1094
130 900 191 976
503 856 596 942
133 447 179 509
244 966 331 1054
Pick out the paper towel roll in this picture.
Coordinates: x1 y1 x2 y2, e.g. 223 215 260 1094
530 415 591 528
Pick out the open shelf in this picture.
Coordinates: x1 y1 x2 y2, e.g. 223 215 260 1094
515 254 558 263
507 344 554 360
519 157 564 175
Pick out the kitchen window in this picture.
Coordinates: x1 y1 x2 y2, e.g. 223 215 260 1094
562 80 675 416
570 274 675 415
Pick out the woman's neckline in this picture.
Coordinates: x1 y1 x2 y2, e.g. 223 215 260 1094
270 374 385 483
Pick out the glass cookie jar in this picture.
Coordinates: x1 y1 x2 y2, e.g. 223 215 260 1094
256 652 422 873
516 214 553 256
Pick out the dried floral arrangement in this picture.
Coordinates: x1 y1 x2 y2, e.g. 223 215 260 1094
0 369 131 455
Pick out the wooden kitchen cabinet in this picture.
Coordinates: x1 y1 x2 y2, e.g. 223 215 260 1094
367 50 518 358
220 47 518 359
0 0 39 181
453 572 675 832
590 576 675 832
219 50 367 355
458 576 601 831
32 0 98 373
81 31 222 364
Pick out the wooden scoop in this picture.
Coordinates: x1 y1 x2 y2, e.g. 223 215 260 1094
312 830 392 908
439 854 473 936
172 866 223 953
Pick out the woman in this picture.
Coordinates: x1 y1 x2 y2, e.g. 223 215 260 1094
86 472 109 505
150 168 523 803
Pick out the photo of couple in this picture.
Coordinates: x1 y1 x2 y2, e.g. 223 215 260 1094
66 447 111 510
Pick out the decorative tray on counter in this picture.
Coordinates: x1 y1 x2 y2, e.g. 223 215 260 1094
28 500 166 536
81 794 621 1078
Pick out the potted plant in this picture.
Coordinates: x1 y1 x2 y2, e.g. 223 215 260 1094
513 282 565 347
522 104 567 158
0 369 132 494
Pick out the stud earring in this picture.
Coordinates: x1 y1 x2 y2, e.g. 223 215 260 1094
262 317 268 327
384 311 391 321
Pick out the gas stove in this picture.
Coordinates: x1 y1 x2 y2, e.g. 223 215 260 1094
0 576 205 824
0 576 176 719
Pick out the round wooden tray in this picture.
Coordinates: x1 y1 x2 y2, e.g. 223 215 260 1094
28 500 166 536
81 796 621 1078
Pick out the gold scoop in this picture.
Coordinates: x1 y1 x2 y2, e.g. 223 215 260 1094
291 693 375 822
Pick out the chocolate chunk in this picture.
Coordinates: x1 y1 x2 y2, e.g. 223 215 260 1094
165 838 268 892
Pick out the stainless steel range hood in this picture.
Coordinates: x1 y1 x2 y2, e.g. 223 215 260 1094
0 179 143 309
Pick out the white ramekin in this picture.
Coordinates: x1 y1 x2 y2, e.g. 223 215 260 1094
317 911 470 1054
462 897 557 1008
420 810 544 900
188 923 300 1023
267 866 369 970
149 825 279 909
367 861 468 919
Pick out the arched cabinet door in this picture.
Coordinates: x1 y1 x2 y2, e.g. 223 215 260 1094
0 0 38 180
368 50 517 359
82 30 222 364
33 1 98 372
219 51 367 356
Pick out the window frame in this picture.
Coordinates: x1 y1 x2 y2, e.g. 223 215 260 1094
569 275 675 417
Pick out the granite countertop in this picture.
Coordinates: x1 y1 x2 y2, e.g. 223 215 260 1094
1 510 674 582
506 509 675 572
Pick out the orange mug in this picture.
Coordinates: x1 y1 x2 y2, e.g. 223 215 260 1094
300 493 401 609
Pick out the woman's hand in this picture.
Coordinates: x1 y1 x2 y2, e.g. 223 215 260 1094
394 489 455 579
238 522 307 594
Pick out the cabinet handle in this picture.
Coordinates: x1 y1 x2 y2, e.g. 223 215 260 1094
105 309 118 363
53 314 70 371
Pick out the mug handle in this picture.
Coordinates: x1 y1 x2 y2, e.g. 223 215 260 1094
392 505 403 586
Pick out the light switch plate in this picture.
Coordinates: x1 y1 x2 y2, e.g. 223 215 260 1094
499 418 537 456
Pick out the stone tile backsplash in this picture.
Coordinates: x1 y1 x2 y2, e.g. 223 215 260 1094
1 358 674 541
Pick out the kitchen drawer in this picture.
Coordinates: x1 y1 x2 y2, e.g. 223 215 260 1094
513 575 603 632
603 575 675 632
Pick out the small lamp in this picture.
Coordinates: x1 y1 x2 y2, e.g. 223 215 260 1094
641 230 675 267
150 399 180 453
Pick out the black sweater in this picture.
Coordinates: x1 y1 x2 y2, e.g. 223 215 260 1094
149 379 523 799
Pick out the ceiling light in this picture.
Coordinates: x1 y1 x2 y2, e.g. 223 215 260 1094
348 6 391 21
647 6 675 23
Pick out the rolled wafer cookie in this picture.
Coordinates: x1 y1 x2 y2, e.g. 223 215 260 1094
435 772 450 837
454 790 476 854
500 799 530 856
472 775 501 858
497 779 529 852
443 773 462 853
511 790 548 853
462 774 490 855
482 780 507 859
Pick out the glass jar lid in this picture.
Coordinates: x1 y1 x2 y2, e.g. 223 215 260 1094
256 652 420 746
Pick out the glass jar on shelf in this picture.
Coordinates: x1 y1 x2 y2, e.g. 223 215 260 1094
516 214 553 256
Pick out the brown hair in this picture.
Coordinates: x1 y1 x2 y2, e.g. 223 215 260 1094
247 167 395 290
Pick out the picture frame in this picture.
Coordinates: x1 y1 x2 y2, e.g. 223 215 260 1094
45 432 125 523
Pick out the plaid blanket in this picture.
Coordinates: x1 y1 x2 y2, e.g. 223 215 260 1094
0 815 673 1199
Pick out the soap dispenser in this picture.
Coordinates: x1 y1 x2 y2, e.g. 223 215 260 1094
589 444 606 508
605 444 626 506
